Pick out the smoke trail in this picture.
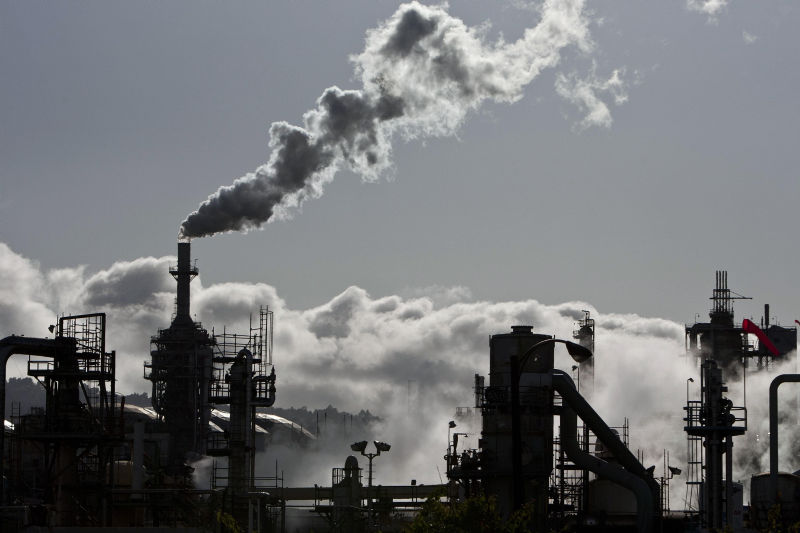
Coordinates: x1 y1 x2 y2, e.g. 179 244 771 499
179 0 592 238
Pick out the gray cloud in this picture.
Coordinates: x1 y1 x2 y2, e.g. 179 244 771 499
180 0 594 237
308 286 366 339
0 243 54 336
380 7 438 57
84 256 173 308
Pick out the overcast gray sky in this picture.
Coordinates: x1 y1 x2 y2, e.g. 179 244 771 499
2 0 799 325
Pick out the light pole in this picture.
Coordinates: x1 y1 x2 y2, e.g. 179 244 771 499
351 440 391 526
685 376 694 511
572 364 580 393
510 338 593 511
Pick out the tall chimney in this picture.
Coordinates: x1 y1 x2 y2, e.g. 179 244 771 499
174 241 197 321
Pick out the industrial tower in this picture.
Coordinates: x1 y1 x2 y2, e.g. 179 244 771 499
145 241 214 469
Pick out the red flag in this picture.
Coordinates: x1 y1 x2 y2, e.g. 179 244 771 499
742 318 779 356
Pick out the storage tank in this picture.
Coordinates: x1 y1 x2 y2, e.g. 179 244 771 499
750 472 800 528
481 325 554 520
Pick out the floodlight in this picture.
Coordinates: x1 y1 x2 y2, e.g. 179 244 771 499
374 440 391 452
669 466 682 476
564 341 593 363
351 441 368 453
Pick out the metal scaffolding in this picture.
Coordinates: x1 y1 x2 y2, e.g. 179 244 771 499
11 313 122 526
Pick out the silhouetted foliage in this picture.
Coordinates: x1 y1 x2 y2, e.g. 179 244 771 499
759 504 800 533
405 493 535 533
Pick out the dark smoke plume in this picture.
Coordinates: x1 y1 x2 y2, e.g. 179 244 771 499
180 0 591 238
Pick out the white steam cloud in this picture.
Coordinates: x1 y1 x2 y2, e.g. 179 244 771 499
555 63 628 130
1 241 797 502
180 0 599 238
687 0 728 21
743 30 758 45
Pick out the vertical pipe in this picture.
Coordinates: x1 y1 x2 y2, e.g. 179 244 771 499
0 350 7 506
769 374 800 503
725 435 733 526
510 355 522 511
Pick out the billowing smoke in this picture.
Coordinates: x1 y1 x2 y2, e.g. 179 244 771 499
2 241 798 504
180 0 596 238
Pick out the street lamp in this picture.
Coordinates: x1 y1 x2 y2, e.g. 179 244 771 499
510 337 593 511
446 421 456 473
351 440 391 524
350 440 390 488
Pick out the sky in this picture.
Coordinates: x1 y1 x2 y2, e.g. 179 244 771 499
1 0 799 324
2 0 800 493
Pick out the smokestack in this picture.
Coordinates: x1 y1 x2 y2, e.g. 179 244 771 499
173 241 197 321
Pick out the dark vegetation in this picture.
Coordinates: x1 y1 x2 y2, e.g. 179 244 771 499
405 493 536 533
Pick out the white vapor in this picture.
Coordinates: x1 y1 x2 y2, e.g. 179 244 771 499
687 0 728 21
555 64 628 130
180 0 598 237
1 241 797 503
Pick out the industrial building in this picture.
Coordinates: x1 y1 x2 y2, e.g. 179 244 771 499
1 262 799 532
445 271 799 532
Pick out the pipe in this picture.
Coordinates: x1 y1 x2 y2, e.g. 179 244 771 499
769 374 800 503
510 355 522 510
551 371 660 497
560 403 653 533
0 335 73 505
552 370 658 532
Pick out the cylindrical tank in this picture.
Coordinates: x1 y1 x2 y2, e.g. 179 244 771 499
588 478 636 515
488 325 553 388
750 472 800 528
482 326 554 520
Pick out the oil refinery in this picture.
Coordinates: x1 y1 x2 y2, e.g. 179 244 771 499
1 244 798 532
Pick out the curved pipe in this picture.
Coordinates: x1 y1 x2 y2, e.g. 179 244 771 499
769 374 800 503
560 403 653 533
0 335 74 504
552 370 658 533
